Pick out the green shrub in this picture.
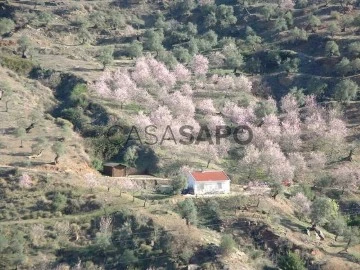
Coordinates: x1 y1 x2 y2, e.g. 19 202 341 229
91 158 103 171
220 234 236 255
70 83 88 106
52 193 68 212
0 55 35 75
278 252 306 270
0 18 15 37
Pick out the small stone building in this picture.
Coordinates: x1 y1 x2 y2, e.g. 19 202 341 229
103 163 127 177
102 162 147 177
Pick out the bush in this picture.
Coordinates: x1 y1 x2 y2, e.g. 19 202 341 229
0 55 35 75
278 252 306 270
52 193 68 212
69 83 88 106
0 18 15 37
220 234 236 255
325 41 340 57
333 79 359 103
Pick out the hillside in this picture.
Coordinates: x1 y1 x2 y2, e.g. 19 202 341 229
0 0 360 269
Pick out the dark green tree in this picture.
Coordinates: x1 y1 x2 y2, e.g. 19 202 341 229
97 46 114 70
178 198 197 226
278 252 306 270
171 174 187 194
144 29 164 55
0 18 15 38
18 36 33 58
220 234 236 255
333 79 359 103
325 40 340 56
127 40 143 59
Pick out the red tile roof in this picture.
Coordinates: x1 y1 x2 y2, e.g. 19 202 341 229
190 171 230 182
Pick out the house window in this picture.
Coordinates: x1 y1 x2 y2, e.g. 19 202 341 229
217 183 223 189
198 183 204 190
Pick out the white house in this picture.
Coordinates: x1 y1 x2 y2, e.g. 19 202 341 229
187 170 231 195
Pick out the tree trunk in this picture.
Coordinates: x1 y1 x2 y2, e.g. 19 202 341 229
345 238 351 252
272 191 278 200
206 160 210 168
5 100 9 112
20 140 23 148
54 154 59 164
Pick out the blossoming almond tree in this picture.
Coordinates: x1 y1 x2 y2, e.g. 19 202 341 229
19 173 33 189
197 98 217 114
191 54 209 77
240 145 261 179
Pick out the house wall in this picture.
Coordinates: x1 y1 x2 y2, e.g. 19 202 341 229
194 180 230 195
112 167 126 177
187 174 196 190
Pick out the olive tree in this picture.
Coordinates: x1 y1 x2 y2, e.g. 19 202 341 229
325 40 340 56
0 18 15 38
310 197 338 226
18 36 33 58
51 142 65 164
127 40 143 59
308 15 321 32
171 174 187 194
97 46 114 71
348 41 360 57
333 79 359 103
178 198 197 226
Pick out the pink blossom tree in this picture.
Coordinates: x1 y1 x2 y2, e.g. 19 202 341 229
281 93 299 114
197 98 217 114
173 64 191 82
249 125 268 149
222 101 256 125
291 192 312 219
262 114 281 143
196 142 230 168
213 75 235 92
131 57 154 87
191 54 209 77
94 68 138 109
240 145 261 179
307 151 327 171
281 113 302 152
332 166 360 194
147 58 176 87
205 115 226 134
233 75 252 93
164 91 195 118
288 152 308 182
84 173 99 193
324 118 348 159
208 51 225 68
180 83 193 96
278 0 295 10
304 110 327 150
19 173 33 189
260 140 294 183
198 0 215 5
